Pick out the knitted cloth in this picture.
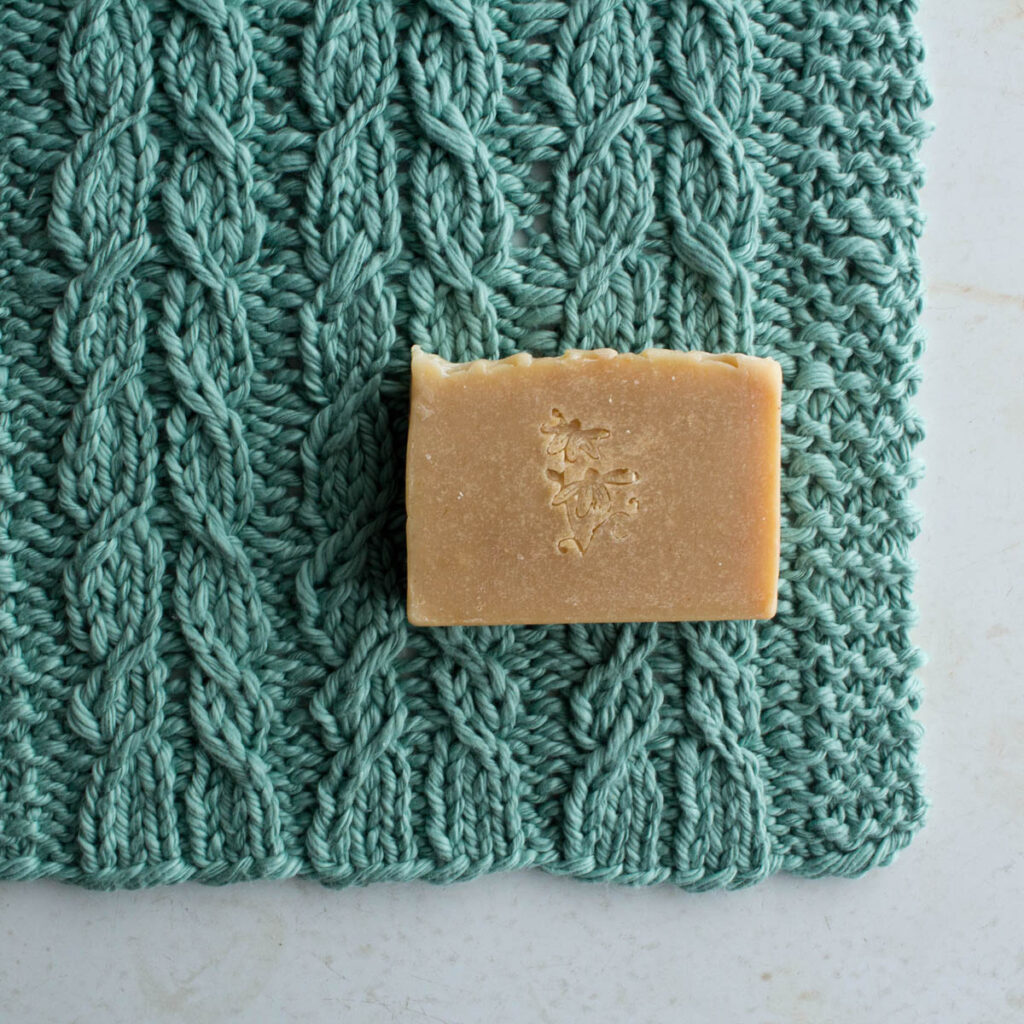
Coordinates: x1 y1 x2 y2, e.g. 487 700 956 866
0 0 927 890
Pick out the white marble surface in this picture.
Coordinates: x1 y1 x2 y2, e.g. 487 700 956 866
3 4 1023 1022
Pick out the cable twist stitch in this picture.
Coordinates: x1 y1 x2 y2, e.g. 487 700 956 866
295 0 413 880
158 0 284 868
404 0 516 360
48 0 179 875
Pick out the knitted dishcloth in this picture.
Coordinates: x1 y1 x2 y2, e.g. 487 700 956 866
0 0 928 890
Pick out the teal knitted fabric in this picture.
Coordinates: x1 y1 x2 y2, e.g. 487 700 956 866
0 0 927 889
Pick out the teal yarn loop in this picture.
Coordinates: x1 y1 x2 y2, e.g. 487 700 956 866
0 0 927 889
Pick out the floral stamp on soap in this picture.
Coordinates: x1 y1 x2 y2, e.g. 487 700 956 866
541 409 639 554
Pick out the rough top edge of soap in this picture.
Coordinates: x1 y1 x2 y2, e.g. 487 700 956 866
409 344 781 381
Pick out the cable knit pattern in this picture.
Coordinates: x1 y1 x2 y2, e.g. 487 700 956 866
49 0 176 877
0 0 927 888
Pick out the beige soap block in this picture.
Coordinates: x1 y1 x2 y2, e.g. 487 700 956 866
405 346 781 626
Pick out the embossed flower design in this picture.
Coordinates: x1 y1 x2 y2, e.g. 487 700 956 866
541 409 610 462
547 466 639 519
541 407 640 555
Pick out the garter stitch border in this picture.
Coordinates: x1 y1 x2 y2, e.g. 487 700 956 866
0 0 927 889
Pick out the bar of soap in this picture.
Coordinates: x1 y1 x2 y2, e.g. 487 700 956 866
405 346 781 626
